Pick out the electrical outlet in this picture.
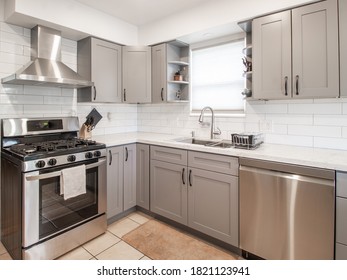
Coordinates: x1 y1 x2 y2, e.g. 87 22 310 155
259 120 273 133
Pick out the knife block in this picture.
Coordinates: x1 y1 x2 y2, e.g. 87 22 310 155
79 124 92 139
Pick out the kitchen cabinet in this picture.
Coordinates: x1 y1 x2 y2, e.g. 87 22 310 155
136 144 150 210
336 171 347 259
123 144 136 211
150 146 239 246
107 146 124 218
77 37 122 103
150 146 188 224
151 41 190 103
340 0 347 96
107 144 137 219
253 0 339 99
122 46 151 103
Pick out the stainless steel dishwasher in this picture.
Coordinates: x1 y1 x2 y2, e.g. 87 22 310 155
239 158 335 260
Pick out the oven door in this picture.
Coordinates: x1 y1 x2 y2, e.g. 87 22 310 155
22 158 106 248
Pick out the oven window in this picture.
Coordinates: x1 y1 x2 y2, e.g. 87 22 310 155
39 165 98 240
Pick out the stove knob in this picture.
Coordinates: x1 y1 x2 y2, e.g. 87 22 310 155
94 151 101 157
67 155 76 162
36 160 46 168
85 152 93 159
48 158 57 166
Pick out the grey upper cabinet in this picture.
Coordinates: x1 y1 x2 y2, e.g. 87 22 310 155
253 11 292 100
107 146 124 219
124 144 136 211
152 44 167 103
340 0 347 96
253 0 339 99
122 46 152 103
151 41 190 103
136 144 150 210
292 0 339 98
77 37 122 103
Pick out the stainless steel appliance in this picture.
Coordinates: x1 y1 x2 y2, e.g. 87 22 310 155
1 25 93 89
1 117 107 260
239 158 335 260
231 133 263 149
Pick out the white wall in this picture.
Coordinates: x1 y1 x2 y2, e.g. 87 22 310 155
3 0 138 45
139 0 317 45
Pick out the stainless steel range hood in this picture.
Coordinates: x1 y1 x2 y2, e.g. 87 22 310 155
1 25 93 89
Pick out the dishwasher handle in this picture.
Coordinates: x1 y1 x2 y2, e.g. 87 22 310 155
239 165 335 187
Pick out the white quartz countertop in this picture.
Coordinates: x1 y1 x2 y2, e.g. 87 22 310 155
93 132 347 172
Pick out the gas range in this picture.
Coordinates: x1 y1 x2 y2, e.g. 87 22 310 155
1 117 106 171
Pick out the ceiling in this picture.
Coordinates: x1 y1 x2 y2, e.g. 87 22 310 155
74 0 214 26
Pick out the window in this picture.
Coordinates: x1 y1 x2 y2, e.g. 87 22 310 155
191 37 245 114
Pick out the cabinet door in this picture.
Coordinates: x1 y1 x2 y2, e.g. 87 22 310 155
136 144 150 210
107 146 124 218
92 38 122 102
152 44 167 103
123 144 136 211
253 11 292 99
188 168 238 246
340 0 347 96
150 160 188 225
292 0 339 98
122 46 152 103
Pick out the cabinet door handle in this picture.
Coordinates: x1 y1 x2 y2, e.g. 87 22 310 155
109 150 112 165
182 168 185 185
93 86 97 101
295 75 299 95
188 169 192 187
161 88 164 101
123 89 127 102
125 147 128 162
284 76 288 96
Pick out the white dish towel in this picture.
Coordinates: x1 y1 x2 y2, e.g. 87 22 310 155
60 164 86 200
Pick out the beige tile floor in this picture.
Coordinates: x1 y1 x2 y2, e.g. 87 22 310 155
0 211 236 260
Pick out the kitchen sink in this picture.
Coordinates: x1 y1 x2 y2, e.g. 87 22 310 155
174 137 233 148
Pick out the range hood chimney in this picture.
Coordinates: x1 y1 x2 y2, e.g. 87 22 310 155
1 25 93 89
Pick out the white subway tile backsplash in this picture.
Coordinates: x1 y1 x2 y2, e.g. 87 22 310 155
0 84 23 94
24 85 62 96
246 103 288 114
0 23 24 35
0 31 30 46
0 104 23 115
288 125 341 138
0 94 44 104
288 103 342 115
44 96 74 105
24 104 62 114
266 114 313 125
0 41 25 55
314 115 347 126
0 51 29 65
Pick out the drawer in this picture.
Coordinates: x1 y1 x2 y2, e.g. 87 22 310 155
337 171 347 198
150 145 187 166
188 151 238 176
336 197 347 245
336 243 347 260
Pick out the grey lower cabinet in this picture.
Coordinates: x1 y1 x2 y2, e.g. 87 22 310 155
122 46 152 103
336 172 347 259
107 144 138 219
340 0 347 96
136 144 150 210
150 145 239 247
253 0 339 99
107 146 124 218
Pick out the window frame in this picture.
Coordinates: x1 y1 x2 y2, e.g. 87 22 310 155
189 33 246 117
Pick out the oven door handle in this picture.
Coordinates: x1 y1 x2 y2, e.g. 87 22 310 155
25 159 106 181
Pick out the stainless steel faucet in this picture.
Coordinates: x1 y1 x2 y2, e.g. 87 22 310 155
198 106 221 139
